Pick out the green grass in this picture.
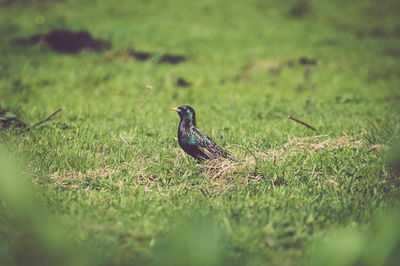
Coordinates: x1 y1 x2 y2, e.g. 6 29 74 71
1 0 400 265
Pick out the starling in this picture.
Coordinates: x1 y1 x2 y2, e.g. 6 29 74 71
170 105 235 162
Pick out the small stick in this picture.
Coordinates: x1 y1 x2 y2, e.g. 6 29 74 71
20 107 64 133
32 107 64 129
288 115 317 131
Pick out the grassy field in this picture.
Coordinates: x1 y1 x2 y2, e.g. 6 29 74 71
1 0 400 265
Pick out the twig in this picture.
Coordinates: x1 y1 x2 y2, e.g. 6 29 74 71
20 107 64 133
288 115 317 131
32 107 64 129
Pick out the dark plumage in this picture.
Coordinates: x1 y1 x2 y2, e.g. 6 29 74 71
170 105 235 162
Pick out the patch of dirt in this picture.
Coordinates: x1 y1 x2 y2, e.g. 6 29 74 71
14 29 111 54
1 107 63 131
0 108 26 129
130 50 153 61
176 77 191 87
298 57 317 66
158 54 186 64
289 0 311 18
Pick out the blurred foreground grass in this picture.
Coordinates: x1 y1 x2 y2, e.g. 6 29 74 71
0 151 88 266
1 0 400 265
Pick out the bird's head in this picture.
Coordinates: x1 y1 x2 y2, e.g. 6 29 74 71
169 105 196 124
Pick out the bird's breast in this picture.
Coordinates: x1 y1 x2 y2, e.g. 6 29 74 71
178 131 194 145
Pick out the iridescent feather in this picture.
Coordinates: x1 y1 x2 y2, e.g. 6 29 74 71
170 105 235 162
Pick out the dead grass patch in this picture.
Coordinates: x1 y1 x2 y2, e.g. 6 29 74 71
199 158 237 179
37 134 384 192
243 135 366 164
38 168 117 189
197 157 264 193
168 135 372 191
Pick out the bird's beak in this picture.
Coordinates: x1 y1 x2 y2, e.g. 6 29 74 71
169 107 179 112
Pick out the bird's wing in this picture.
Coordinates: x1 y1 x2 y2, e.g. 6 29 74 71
201 133 236 161
192 127 231 159
197 145 218 159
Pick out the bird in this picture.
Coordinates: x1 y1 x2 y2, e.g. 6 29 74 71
169 105 235 162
